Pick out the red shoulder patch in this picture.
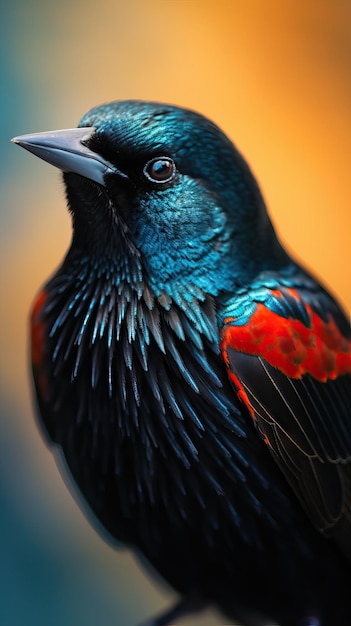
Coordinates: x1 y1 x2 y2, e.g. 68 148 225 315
221 299 351 383
31 289 49 398
31 290 47 365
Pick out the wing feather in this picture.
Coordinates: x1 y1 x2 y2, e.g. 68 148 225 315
220 273 351 559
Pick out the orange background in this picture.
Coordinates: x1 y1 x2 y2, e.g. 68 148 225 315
1 1 350 624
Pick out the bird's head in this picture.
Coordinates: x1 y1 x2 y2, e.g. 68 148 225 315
13 100 286 297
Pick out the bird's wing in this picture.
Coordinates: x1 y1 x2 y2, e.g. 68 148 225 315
220 270 351 559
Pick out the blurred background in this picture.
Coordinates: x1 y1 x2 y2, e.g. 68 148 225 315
1 1 350 624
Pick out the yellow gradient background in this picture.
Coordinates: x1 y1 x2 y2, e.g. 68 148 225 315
1 1 350 624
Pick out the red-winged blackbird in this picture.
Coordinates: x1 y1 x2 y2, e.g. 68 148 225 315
13 101 351 625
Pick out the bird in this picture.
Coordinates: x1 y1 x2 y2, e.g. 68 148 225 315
12 100 351 626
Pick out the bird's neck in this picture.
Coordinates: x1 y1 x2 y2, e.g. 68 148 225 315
42 251 227 430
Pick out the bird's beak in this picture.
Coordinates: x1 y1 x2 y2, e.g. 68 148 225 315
11 127 125 186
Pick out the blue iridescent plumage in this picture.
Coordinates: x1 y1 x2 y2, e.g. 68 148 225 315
13 101 351 626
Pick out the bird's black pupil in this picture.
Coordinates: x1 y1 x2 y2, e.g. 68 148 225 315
149 159 173 181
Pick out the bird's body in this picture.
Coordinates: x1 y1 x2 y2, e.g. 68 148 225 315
13 101 351 625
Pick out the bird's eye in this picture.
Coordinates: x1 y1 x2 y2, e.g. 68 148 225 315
143 157 177 184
